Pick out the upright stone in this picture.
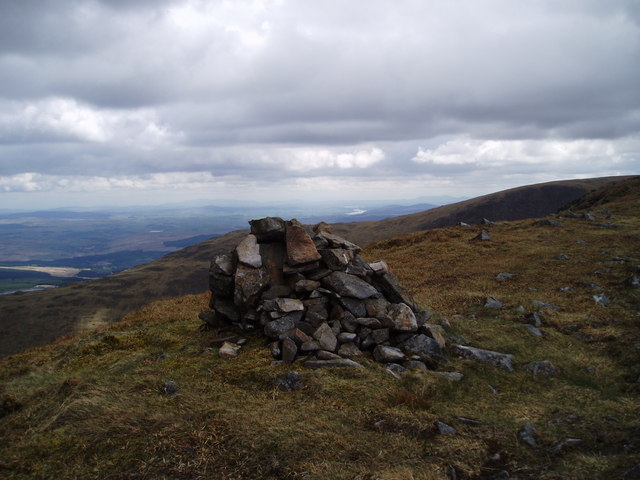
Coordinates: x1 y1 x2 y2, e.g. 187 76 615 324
373 272 418 311
384 303 418 331
236 234 262 268
286 221 322 266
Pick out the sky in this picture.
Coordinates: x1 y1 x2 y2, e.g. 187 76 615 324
0 0 639 209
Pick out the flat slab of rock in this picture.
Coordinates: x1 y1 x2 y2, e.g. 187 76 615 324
323 271 380 299
250 217 285 242
286 222 322 265
236 234 262 268
304 358 364 369
454 345 515 372
373 272 417 310
275 297 304 312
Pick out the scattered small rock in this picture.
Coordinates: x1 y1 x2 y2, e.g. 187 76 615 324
472 230 491 241
163 381 179 397
526 360 559 375
496 272 516 280
558 286 573 292
436 421 457 435
523 324 543 337
219 341 241 358
484 297 504 309
556 253 570 261
518 424 538 449
488 384 498 395
534 218 563 227
593 293 610 306
526 312 543 327
434 371 464 381
626 274 640 288
274 371 304 392
531 300 560 311
550 437 582 455
453 345 514 372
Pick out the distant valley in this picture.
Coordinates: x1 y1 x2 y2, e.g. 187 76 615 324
0 200 439 294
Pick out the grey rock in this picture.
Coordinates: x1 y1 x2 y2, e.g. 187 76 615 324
488 384 498 394
484 297 503 309
550 438 582 455
320 248 354 270
261 284 292 300
559 286 573 292
249 217 286 242
518 424 538 449
345 256 373 277
300 340 321 352
405 360 428 371
340 297 367 317
516 305 526 314
584 212 596 220
337 332 357 343
281 337 297 364
534 218 563 227
523 324 543 337
371 328 390 345
556 253 570 260
369 260 389 274
355 317 382 328
236 234 262 268
340 312 358 333
269 341 281 359
275 297 304 312
316 350 342 360
372 272 418 311
304 358 364 369
163 380 179 397
402 334 444 363
626 274 640 288
532 300 561 311
436 421 457 435
264 315 297 339
294 279 321 292
384 303 418 331
496 272 516 280
415 309 433 327
435 371 464 381
337 342 363 358
283 328 312 346
526 312 543 327
313 322 338 352
212 253 235 275
274 371 304 392
527 360 559 375
373 345 406 363
454 345 515 372
593 293 610 306
472 230 491 241
316 231 361 252
235 264 270 308
365 297 391 318
219 341 241 358
322 271 380 299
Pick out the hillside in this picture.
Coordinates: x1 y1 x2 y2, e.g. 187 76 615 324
1 177 638 479
0 176 632 359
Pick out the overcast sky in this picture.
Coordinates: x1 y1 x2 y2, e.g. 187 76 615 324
0 0 638 209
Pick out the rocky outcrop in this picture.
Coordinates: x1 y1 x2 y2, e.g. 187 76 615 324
203 217 440 368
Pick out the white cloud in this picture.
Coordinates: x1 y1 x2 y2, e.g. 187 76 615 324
411 138 640 169
286 147 385 171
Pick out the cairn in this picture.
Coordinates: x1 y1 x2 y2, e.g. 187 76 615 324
203 217 446 368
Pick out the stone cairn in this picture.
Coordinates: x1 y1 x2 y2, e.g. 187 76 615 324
203 217 447 369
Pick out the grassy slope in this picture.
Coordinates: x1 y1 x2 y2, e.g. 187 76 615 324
0 176 629 359
1 178 638 479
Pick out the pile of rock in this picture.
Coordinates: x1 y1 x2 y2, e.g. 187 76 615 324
203 217 446 369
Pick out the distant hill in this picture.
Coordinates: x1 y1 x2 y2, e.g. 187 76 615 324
0 175 633 358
